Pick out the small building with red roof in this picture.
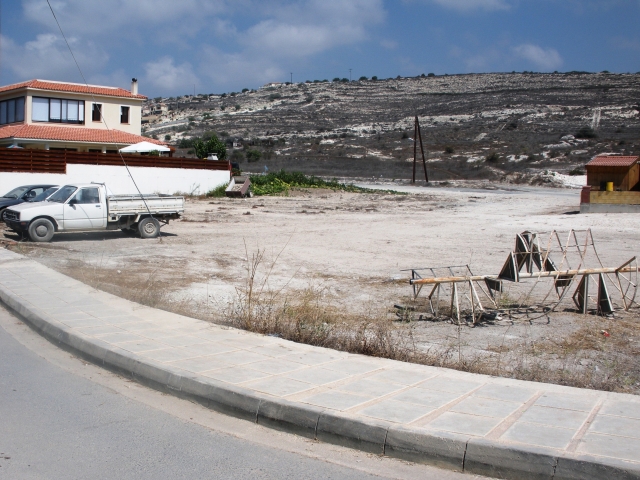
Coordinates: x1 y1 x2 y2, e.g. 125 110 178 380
581 155 640 213
0 78 165 152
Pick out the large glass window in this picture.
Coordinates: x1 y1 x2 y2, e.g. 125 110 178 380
31 97 85 124
0 96 25 125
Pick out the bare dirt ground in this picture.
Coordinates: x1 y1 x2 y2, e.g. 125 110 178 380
6 183 640 393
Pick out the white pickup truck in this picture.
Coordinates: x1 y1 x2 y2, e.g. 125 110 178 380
3 183 184 242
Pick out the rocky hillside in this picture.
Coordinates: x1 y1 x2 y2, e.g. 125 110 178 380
143 73 640 182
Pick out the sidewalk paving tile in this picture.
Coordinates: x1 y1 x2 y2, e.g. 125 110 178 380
428 412 503 436
76 325 125 336
390 387 462 408
141 347 205 363
172 342 237 357
283 350 346 366
599 399 640 419
337 378 405 397
242 377 315 397
517 405 590 429
115 339 169 354
299 390 374 411
323 358 384 375
577 433 640 462
214 350 271 366
416 376 483 394
501 422 576 449
359 399 436 424
451 396 521 418
249 358 307 375
368 368 437 386
473 384 537 403
201 365 271 384
285 367 351 385
94 331 148 344
168 355 231 373
534 392 600 412
248 344 298 358
589 414 640 438
60 317 109 328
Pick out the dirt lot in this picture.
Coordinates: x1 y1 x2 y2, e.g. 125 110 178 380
6 183 640 393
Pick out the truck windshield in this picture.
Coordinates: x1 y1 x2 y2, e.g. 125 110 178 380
34 187 59 202
2 186 29 199
48 186 77 203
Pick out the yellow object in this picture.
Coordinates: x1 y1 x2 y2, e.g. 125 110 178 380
606 182 614 192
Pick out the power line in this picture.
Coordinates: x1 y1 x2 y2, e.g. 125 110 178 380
45 0 154 218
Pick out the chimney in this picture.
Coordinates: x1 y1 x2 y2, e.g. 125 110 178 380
131 78 138 95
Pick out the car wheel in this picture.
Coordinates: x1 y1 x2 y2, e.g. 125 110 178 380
138 217 160 239
28 218 55 242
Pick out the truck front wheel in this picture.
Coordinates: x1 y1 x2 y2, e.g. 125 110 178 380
138 217 160 239
28 218 55 242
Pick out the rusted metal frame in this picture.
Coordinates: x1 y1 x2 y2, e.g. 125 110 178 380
410 266 640 286
450 283 461 325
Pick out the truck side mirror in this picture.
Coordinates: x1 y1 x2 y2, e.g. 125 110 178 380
68 199 77 206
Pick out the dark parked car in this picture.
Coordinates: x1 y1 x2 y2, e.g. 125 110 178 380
0 185 59 218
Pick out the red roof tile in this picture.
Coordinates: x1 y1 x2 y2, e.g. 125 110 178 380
0 124 165 146
587 156 639 167
0 79 146 100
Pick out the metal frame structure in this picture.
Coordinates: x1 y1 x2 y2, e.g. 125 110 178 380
406 230 639 323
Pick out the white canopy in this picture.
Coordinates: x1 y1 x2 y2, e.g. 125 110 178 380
119 141 170 153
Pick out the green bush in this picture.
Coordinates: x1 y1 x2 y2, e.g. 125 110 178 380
242 88 249 92
485 152 500 163
193 134 227 160
268 93 282 101
575 126 597 139
231 150 245 162
371 76 378 81
246 149 262 162
206 182 229 197
444 146 454 154
164 134 171 141
359 76 368 81
249 170 402 196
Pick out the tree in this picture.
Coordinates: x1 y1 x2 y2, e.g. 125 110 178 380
371 76 378 81
242 88 249 92
359 76 368 81
332 77 340 82
193 134 227 160
164 134 171 141
246 149 262 162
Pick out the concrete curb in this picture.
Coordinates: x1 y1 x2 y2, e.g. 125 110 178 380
1 282 639 480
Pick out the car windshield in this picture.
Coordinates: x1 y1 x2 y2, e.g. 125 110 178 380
47 186 77 203
2 186 29 199
33 187 59 202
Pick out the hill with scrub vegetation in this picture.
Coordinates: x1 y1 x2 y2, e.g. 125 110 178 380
142 72 640 184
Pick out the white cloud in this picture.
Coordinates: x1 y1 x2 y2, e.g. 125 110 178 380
429 0 511 11
0 33 108 80
513 44 563 70
143 57 200 92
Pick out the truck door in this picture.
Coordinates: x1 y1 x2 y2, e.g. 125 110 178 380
63 187 106 229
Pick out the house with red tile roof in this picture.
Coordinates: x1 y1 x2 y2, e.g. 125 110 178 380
0 78 165 152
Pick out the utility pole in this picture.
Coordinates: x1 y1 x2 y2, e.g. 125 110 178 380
349 69 352 82
290 72 293 84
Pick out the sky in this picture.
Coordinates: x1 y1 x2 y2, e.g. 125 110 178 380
0 0 639 98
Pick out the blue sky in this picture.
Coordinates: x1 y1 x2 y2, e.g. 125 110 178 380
1 0 639 97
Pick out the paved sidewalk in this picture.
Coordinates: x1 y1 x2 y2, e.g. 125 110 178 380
0 248 639 480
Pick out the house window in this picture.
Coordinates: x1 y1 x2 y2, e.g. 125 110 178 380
32 97 84 124
92 103 102 122
120 106 130 124
0 97 25 125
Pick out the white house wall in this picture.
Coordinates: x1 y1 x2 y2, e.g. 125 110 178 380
0 164 230 195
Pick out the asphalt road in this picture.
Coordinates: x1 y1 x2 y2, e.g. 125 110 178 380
0 307 481 480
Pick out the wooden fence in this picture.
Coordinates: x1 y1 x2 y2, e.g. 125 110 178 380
0 149 231 174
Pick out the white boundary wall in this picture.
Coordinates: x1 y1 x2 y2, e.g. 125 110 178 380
0 164 230 195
